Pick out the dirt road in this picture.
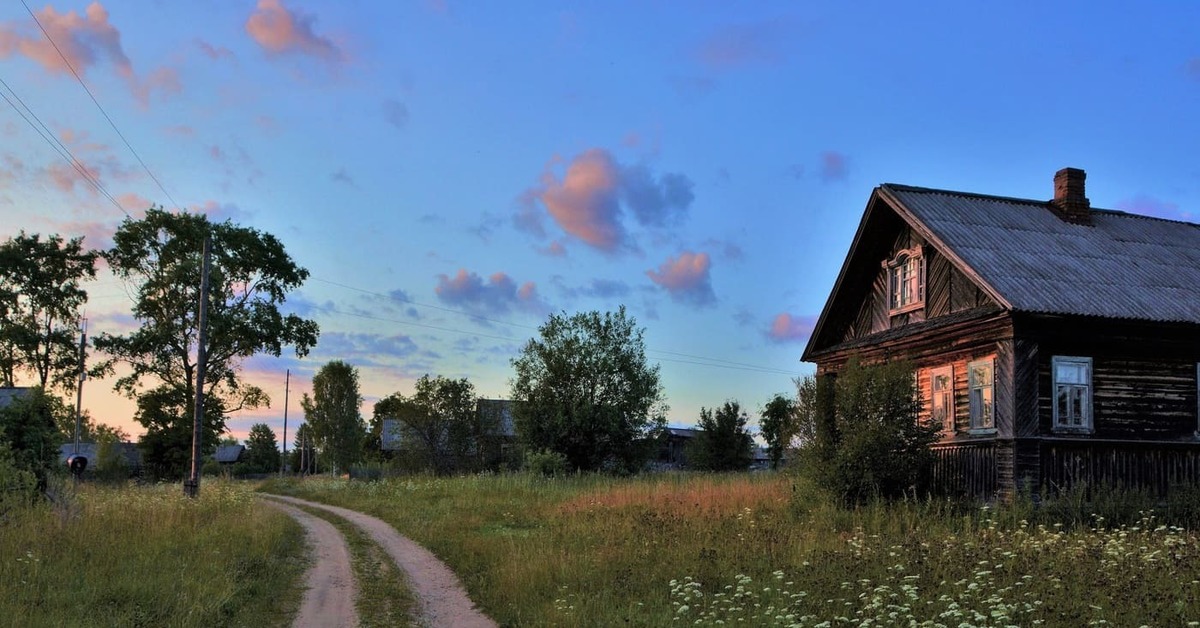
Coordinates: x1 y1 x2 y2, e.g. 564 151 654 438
263 494 497 628
264 500 360 628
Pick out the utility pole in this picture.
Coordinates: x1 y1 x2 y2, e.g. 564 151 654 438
73 320 86 456
184 236 212 498
280 369 289 475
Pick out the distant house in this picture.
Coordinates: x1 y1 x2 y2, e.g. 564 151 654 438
656 427 699 469
476 399 518 468
214 444 245 465
803 168 1200 499
0 387 30 409
57 442 142 474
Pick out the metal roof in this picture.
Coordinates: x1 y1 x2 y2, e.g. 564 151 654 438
884 184 1200 324
214 444 245 463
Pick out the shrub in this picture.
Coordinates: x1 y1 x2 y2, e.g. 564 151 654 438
523 449 569 476
795 357 939 505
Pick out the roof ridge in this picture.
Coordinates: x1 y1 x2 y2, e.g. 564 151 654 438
881 183 1054 207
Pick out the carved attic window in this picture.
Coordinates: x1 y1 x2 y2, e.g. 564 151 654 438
884 245 925 315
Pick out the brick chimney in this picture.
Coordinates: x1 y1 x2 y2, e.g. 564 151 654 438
1051 167 1090 224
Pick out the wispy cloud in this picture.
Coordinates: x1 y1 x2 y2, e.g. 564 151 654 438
382 99 409 129
766 313 816 343
646 251 716 306
245 0 343 63
0 3 179 105
693 19 794 71
1116 194 1191 221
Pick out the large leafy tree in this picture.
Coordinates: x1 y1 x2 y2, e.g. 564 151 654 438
243 423 281 473
759 393 797 470
0 232 97 392
93 208 318 477
688 400 754 471
511 306 666 472
0 388 62 487
302 360 365 474
375 374 484 474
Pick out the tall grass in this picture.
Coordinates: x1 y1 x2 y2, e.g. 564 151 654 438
0 479 306 627
262 473 1200 626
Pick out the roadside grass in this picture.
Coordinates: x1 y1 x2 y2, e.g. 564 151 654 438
0 478 306 628
295 504 419 627
261 473 1200 626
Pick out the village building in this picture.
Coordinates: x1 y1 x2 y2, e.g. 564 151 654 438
803 168 1200 498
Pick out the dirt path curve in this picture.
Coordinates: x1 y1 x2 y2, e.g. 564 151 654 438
263 499 360 628
263 494 497 628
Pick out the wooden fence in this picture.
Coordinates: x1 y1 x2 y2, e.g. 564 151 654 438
931 441 998 498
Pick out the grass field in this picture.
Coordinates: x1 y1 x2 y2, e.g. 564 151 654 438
263 472 1200 627
0 479 306 628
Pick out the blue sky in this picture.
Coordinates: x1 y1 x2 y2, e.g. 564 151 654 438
2 1 1199 443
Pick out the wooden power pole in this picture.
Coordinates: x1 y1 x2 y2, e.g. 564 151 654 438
184 236 212 498
281 369 290 475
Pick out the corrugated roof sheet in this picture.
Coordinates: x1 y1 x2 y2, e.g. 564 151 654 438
886 185 1200 324
214 444 245 463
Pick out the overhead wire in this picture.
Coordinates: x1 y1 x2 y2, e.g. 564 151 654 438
0 76 129 216
20 0 181 211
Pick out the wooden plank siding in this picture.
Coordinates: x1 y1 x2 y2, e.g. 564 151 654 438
1040 439 1200 496
931 441 1004 499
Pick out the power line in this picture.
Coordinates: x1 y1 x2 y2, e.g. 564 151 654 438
0 76 129 216
20 0 180 211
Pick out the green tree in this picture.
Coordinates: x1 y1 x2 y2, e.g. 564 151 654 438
688 400 754 471
795 358 939 505
0 441 37 515
136 386 226 479
0 232 97 392
94 208 318 478
374 375 483 474
0 387 61 487
94 424 130 481
759 393 796 470
302 360 364 474
511 306 666 472
243 423 281 473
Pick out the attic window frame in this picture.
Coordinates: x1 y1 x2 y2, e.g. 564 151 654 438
884 245 925 315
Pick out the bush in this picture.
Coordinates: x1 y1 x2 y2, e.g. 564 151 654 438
795 357 939 506
523 449 569 476
0 441 36 519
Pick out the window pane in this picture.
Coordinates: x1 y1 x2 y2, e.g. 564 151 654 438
981 387 993 428
1070 387 1084 425
1057 388 1069 425
1056 363 1085 385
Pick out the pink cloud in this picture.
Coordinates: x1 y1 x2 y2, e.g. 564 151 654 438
819 151 848 182
767 313 816 344
528 148 695 252
646 251 716 306
162 124 194 138
0 3 178 105
245 0 343 62
435 269 546 315
540 148 626 250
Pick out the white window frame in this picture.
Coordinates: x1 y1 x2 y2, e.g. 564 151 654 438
884 245 925 315
930 365 954 433
1052 356 1093 433
967 358 995 432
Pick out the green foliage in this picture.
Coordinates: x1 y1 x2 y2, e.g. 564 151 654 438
795 358 939 505
759 393 796 470
0 232 97 393
511 306 666 472
523 448 569 476
374 374 494 474
94 208 317 477
302 360 365 473
0 441 36 517
93 425 130 481
135 385 226 480
243 423 281 474
289 422 322 474
687 400 754 471
0 387 61 486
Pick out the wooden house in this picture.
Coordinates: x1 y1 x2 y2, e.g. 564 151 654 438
802 168 1200 498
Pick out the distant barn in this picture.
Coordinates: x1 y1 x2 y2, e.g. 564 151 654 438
804 168 1200 499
